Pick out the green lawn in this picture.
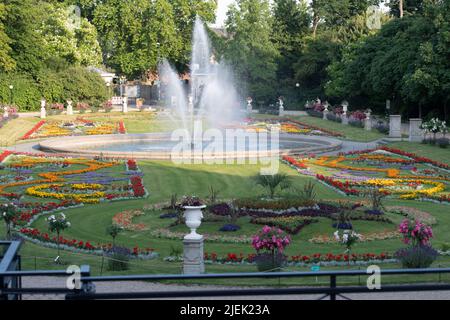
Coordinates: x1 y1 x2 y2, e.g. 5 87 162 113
3 159 449 281
389 141 450 165
289 115 387 142
2 114 450 286
0 117 41 146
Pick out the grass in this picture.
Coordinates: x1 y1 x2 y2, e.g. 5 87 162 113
389 141 450 165
3 160 449 280
0 117 41 146
1 114 450 286
289 116 386 142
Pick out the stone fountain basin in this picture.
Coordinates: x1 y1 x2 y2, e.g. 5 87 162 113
38 132 342 160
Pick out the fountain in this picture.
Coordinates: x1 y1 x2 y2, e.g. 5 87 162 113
39 18 342 159
159 17 241 138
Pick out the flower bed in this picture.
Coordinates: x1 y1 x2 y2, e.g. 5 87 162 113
238 118 344 137
165 252 395 266
112 210 147 231
309 230 400 244
20 118 126 140
22 120 46 140
18 227 158 259
285 147 449 202
150 228 252 244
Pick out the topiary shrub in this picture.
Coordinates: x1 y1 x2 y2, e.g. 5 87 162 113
437 138 449 149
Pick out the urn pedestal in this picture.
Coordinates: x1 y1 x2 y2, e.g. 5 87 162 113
182 205 206 274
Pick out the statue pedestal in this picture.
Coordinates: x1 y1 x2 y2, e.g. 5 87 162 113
389 115 402 138
323 110 329 120
183 237 205 275
341 114 349 125
364 118 372 131
409 118 423 142
40 106 46 119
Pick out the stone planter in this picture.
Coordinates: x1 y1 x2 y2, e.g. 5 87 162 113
254 253 286 272
183 205 206 240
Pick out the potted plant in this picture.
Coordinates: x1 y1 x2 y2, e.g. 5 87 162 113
395 219 437 268
334 229 362 262
181 196 206 240
251 225 291 272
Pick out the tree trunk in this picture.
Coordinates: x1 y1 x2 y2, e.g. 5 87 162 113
312 16 319 39
399 0 404 18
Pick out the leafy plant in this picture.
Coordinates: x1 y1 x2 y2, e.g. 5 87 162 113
298 181 317 202
207 185 220 205
106 224 123 247
106 246 131 271
252 173 292 198
395 245 438 269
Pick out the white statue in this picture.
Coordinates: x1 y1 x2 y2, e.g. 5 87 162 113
3 105 8 118
66 100 73 115
40 99 46 119
278 97 284 113
247 97 253 113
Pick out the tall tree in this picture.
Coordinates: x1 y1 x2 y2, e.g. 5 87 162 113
3 0 48 75
388 0 425 18
0 2 15 71
92 0 215 77
224 0 279 103
272 0 310 83
326 0 450 118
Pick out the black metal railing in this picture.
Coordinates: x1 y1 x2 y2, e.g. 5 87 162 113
2 241 450 300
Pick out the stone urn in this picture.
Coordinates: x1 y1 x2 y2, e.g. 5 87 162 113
183 205 206 240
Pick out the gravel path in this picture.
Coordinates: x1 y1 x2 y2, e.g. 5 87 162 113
17 277 450 300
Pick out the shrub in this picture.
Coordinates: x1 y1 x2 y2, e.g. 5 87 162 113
234 198 316 212
374 122 389 134
219 224 241 232
298 181 317 203
326 112 342 123
106 246 131 271
394 245 438 269
306 109 323 118
58 67 109 107
209 203 232 216
349 118 364 128
437 138 449 149
252 173 292 198
0 73 41 111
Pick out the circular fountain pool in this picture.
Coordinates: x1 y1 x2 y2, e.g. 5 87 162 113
38 132 342 160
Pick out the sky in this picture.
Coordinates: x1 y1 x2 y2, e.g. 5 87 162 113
213 0 389 27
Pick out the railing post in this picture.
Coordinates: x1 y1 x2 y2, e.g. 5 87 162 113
330 275 337 301
66 265 94 300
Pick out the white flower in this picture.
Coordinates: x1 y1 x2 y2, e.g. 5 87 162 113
342 234 349 243
333 231 340 241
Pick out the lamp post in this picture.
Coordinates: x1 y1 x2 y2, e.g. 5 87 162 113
8 85 13 105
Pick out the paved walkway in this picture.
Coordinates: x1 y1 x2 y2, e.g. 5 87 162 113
19 277 450 300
